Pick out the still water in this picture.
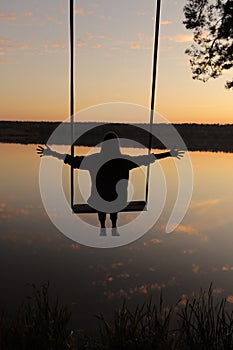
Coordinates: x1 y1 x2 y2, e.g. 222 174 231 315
1 143 233 328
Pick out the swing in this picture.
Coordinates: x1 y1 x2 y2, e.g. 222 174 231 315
69 0 162 214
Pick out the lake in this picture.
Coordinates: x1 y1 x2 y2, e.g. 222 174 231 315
1 143 233 329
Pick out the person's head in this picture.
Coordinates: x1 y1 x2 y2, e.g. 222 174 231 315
101 131 121 155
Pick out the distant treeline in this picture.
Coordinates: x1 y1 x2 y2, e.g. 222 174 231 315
1 121 233 152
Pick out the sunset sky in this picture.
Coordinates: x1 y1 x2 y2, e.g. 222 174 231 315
0 0 232 123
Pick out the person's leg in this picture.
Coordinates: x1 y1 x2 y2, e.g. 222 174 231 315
110 212 118 228
98 212 106 228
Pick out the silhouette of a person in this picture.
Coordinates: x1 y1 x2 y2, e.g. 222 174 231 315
37 132 184 229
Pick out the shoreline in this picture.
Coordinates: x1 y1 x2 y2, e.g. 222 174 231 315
1 121 233 152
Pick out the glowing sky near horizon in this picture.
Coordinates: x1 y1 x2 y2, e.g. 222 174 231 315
0 0 232 123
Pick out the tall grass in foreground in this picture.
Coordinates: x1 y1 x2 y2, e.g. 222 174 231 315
0 283 233 349
0 282 71 350
177 284 233 350
96 284 233 350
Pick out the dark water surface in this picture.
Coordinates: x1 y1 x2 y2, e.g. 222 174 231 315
1 144 233 328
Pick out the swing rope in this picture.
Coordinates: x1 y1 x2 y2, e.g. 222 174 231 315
145 0 162 204
70 0 75 209
69 0 161 211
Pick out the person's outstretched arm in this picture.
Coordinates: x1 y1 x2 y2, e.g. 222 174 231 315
37 145 66 160
153 148 185 160
36 145 83 168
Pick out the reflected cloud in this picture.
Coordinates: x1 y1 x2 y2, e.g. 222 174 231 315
178 294 187 306
70 243 81 251
213 288 224 295
192 263 200 274
0 204 29 220
227 295 233 304
148 267 156 272
183 249 195 255
111 262 123 269
222 265 233 271
143 238 162 247
117 273 130 279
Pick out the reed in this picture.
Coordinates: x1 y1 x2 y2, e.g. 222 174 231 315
177 283 233 349
0 282 71 350
1 283 233 349
96 296 178 350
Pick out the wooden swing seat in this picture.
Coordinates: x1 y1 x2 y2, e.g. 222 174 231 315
72 200 147 214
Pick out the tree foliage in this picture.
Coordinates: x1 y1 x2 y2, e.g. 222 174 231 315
184 0 233 89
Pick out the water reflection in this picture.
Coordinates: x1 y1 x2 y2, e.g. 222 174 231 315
1 144 233 328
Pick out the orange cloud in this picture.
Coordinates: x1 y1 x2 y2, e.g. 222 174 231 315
45 14 63 25
51 41 66 48
0 12 17 20
191 198 221 209
174 225 198 236
135 11 147 16
161 20 172 25
0 37 11 43
75 7 84 15
130 44 140 50
168 34 193 43
77 40 88 48
137 32 143 41
92 44 101 49
144 238 162 247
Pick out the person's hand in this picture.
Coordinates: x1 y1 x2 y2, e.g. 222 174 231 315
36 145 53 157
170 148 185 159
